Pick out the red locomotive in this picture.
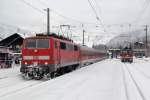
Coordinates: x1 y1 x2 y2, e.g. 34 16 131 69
20 34 107 79
120 47 133 63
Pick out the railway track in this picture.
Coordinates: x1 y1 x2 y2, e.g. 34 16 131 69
121 63 129 100
0 75 47 98
130 65 150 80
0 81 45 98
0 74 32 89
122 63 146 100
0 74 21 81
0 76 8 80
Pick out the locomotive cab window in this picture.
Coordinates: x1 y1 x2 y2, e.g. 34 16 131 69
37 39 50 48
25 40 36 48
60 42 66 50
25 39 50 49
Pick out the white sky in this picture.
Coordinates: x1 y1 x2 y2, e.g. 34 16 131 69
0 0 150 44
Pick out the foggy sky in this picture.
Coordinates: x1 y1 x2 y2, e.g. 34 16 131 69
0 0 150 44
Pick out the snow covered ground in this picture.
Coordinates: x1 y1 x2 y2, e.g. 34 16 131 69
0 58 150 100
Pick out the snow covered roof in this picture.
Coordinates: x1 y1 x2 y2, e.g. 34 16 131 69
0 33 24 47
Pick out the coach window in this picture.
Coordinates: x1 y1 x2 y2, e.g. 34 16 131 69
67 44 73 51
66 44 70 50
60 42 66 50
74 45 78 51
71 45 74 51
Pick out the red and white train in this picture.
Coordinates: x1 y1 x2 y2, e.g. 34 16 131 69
20 34 108 79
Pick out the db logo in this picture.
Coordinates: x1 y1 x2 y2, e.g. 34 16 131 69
34 49 38 52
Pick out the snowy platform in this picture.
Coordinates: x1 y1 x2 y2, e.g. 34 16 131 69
0 58 150 100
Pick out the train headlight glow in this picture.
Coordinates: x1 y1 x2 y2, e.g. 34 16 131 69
25 62 28 65
23 56 33 60
45 62 48 65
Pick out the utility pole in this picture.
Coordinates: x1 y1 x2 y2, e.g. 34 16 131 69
144 25 148 57
83 29 85 46
82 24 85 46
45 8 50 35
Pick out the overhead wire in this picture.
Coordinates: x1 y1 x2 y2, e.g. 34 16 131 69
37 0 98 25
28 0 110 36
91 0 103 23
20 0 62 31
12 0 108 35
92 0 103 18
87 0 106 32
87 0 99 21
21 0 60 24
21 0 45 14
36 0 103 38
0 0 47 34
134 0 150 24
92 0 106 32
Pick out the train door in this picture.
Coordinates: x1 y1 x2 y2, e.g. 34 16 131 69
55 40 60 68
74 45 80 66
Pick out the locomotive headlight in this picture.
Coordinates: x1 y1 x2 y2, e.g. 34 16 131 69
45 62 48 65
25 62 28 65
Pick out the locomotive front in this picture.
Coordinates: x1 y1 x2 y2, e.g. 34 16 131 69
120 48 133 63
20 37 54 79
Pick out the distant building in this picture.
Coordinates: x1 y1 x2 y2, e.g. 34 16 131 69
133 42 146 57
108 49 121 58
134 42 145 49
0 33 24 53
92 44 107 51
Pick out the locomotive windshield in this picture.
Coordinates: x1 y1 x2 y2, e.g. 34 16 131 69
25 39 50 49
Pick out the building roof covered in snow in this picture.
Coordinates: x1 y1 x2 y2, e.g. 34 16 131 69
0 33 24 47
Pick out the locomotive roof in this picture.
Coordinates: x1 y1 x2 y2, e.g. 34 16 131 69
25 33 73 42
25 33 77 45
